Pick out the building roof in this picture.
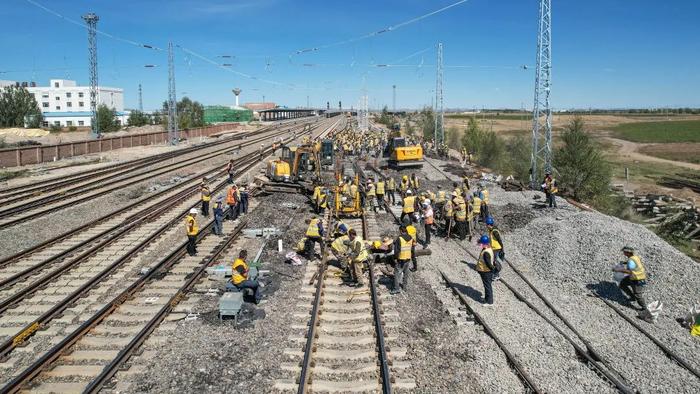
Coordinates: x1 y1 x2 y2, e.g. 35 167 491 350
43 111 127 118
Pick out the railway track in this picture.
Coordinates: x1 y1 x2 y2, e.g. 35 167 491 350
0 121 315 228
275 159 413 393
0 120 342 390
418 156 700 390
0 118 300 202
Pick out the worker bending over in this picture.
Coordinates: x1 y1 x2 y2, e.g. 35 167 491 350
304 217 325 259
229 250 262 304
613 246 648 310
347 229 369 287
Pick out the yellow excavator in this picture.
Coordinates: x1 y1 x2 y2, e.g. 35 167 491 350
384 123 423 169
265 140 321 192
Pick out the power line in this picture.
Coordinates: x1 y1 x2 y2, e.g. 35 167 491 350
168 42 178 145
434 43 444 149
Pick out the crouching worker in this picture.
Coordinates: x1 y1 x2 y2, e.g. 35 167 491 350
227 250 262 304
347 229 369 287
304 217 325 259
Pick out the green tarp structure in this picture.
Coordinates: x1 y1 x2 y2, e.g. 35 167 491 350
204 106 253 123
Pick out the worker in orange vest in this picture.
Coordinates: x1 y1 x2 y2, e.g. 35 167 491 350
226 185 239 221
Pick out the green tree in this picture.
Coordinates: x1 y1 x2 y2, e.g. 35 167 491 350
127 110 149 127
499 135 531 182
461 117 483 154
162 97 205 130
0 86 43 128
97 104 120 132
553 117 611 201
404 120 415 137
446 126 461 149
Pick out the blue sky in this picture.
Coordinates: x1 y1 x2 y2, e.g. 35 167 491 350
2 0 699 111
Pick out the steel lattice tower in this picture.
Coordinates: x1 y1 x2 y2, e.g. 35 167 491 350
138 84 143 112
82 13 99 138
530 0 553 188
434 42 444 149
392 85 396 112
167 42 178 145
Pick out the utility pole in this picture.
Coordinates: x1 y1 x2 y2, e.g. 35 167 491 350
392 84 396 112
82 13 99 138
434 42 444 150
138 83 143 112
531 0 553 188
167 42 178 145
307 95 309 108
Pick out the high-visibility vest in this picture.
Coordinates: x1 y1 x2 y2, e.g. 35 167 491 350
313 186 321 201
185 215 198 236
201 187 211 202
387 178 396 191
376 181 385 194
306 219 321 237
444 200 454 217
350 184 358 198
472 196 482 214
226 188 237 205
402 196 416 213
367 184 376 197
546 178 558 194
410 177 420 189
319 193 328 208
489 228 502 250
629 255 647 281
400 179 409 192
454 188 462 196
231 258 248 285
398 235 414 260
331 235 349 255
476 248 495 272
482 189 490 204
437 191 446 203
454 201 467 221
350 237 369 262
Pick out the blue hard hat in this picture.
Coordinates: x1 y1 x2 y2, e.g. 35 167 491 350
479 235 490 245
485 216 494 225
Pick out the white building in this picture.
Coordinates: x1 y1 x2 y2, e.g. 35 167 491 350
22 79 127 128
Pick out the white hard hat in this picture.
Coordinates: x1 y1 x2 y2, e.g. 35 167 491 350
406 190 413 195
189 208 198 214
423 199 431 206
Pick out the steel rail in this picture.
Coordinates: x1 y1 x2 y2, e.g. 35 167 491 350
0 135 297 360
0 121 319 270
360 211 393 394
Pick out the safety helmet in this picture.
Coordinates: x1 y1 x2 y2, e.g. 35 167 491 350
422 199 431 206
478 235 490 245
621 246 635 253
406 190 413 195
189 208 198 215
372 240 382 249
485 216 495 226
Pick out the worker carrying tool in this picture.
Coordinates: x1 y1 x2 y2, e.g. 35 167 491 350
304 217 325 259
391 225 415 295
443 194 455 239
346 229 369 287
185 208 199 256
227 250 262 304
201 181 211 217
476 235 495 306
485 216 504 280
613 246 648 311
401 190 417 224
542 173 558 208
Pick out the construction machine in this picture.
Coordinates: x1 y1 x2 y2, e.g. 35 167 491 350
264 141 321 193
385 136 423 169
334 174 362 217
320 139 334 169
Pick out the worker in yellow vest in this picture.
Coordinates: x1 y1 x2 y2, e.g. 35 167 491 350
476 235 495 305
375 179 385 206
613 246 648 310
201 181 211 217
366 180 377 212
400 190 417 224
312 184 323 214
443 196 454 238
391 225 415 295
399 176 410 197
318 188 328 212
410 173 420 191
386 177 397 205
453 195 468 241
435 186 446 222
471 192 482 230
303 217 325 259
485 216 504 280
453 182 463 197
478 186 491 220
543 173 558 208
347 229 369 287
185 208 199 256
228 249 262 304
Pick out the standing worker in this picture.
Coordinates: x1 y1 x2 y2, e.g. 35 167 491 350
312 183 323 214
212 195 225 236
239 185 249 215
376 178 385 206
443 195 454 238
471 192 482 230
453 194 468 241
391 225 415 295
366 180 377 212
386 177 397 205
226 185 239 221
410 173 420 192
476 235 495 306
421 199 434 248
542 173 558 208
347 229 369 287
399 175 410 198
400 190 417 224
227 159 235 184
228 250 262 304
201 181 211 217
259 144 265 160
485 217 504 280
304 217 325 259
185 208 199 256
435 186 446 222
613 246 648 310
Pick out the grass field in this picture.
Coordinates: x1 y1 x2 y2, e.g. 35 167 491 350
446 113 533 121
638 143 700 164
612 120 700 143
